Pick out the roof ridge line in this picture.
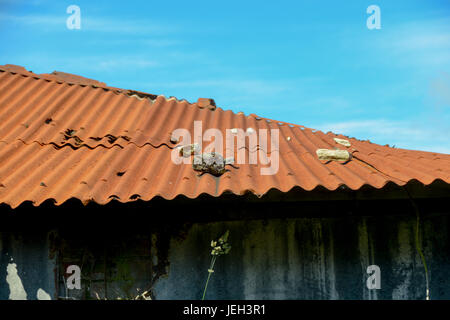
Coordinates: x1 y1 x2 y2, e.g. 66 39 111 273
0 139 178 151
1 138 281 155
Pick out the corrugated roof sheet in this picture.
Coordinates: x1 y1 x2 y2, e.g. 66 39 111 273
0 64 449 208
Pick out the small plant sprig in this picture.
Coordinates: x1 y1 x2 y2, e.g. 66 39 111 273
94 288 152 300
202 230 231 300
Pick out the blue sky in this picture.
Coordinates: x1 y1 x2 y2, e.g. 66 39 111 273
0 0 449 153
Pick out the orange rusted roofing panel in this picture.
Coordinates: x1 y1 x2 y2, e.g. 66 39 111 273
0 65 449 208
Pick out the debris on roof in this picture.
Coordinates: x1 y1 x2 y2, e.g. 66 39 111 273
193 152 228 176
334 137 351 147
177 143 200 157
316 149 352 162
196 98 216 111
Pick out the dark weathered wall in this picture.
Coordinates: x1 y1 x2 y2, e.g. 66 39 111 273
0 232 55 300
154 213 450 300
0 187 449 300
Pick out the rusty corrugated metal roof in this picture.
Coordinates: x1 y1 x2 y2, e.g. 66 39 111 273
0 64 449 208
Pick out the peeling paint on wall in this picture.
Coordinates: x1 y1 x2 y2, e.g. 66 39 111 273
37 288 51 300
6 261 27 300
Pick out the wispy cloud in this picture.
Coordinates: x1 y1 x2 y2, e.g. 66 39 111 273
313 119 450 154
0 13 176 35
4 55 160 74
144 78 290 94
95 58 159 70
394 33 450 50
370 17 450 69
81 17 176 35
314 119 423 137
138 78 294 108
0 13 64 25
0 0 42 4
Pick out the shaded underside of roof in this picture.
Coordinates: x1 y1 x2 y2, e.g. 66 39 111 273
0 65 449 209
